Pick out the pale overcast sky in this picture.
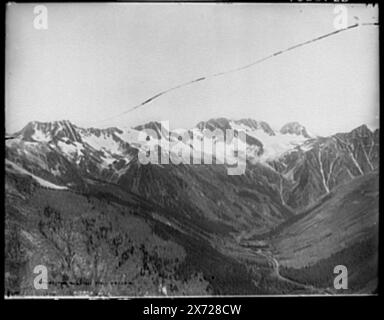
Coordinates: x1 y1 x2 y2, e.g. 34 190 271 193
6 3 379 135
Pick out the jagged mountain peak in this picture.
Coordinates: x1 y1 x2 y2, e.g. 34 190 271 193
233 118 275 136
334 124 376 142
81 126 123 137
196 117 232 132
350 124 372 137
280 121 311 138
195 117 276 137
16 120 82 143
134 121 163 130
15 120 132 143
133 121 170 139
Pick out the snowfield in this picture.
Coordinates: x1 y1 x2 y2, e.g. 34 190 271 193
230 121 310 161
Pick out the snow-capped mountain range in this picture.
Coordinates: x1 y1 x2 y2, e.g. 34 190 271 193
7 118 312 171
5 118 379 296
6 117 379 212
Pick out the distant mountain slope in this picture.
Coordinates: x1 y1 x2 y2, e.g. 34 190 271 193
269 125 379 209
270 172 378 292
5 162 290 296
5 119 379 228
272 172 379 267
280 121 311 138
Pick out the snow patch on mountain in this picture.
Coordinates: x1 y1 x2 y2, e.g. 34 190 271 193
230 121 308 161
32 129 51 142
81 133 120 154
57 140 84 155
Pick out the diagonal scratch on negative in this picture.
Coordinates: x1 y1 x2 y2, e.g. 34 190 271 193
99 22 378 122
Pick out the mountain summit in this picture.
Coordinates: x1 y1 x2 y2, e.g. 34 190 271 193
280 121 311 138
15 120 83 143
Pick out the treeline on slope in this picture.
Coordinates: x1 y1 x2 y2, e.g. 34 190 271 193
84 181 268 295
6 172 331 296
5 195 211 296
151 218 262 295
279 236 378 292
5 182 268 296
